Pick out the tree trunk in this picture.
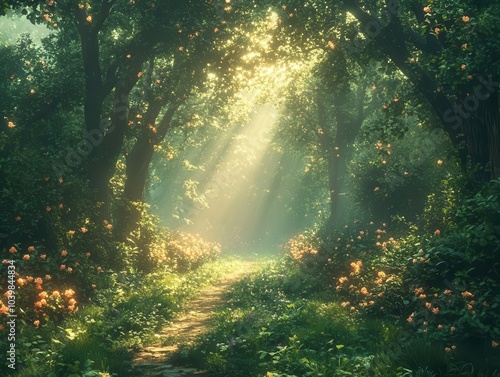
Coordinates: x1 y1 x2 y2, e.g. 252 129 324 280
317 76 364 228
117 105 179 239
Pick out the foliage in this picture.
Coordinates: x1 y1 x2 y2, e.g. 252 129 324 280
403 180 500 371
348 125 460 225
177 259 398 376
0 256 230 376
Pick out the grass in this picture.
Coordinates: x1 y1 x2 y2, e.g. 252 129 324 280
10 254 253 377
171 257 500 377
172 258 396 376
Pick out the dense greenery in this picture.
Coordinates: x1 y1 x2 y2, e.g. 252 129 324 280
1 0 499 376
177 182 500 376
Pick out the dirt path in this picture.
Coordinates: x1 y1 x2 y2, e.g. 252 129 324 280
132 259 260 377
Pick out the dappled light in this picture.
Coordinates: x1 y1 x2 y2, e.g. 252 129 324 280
1 1 499 376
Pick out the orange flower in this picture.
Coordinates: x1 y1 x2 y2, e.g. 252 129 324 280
85 252 91 257
461 291 474 299
40 254 47 260
15 216 21 221
51 291 60 298
360 287 369 295
46 206 51 212
45 275 51 281
23 254 30 261
17 278 26 286
33 320 40 327
28 246 35 252
450 326 456 332
492 341 499 348
434 229 441 235
38 291 48 299
9 246 17 254
34 277 43 285
462 16 470 22
425 302 432 309
97 266 103 273
423 6 431 13
2 260 8 265
61 250 68 257
434 27 440 35
432 307 440 314
67 267 73 273
64 289 75 298
68 298 77 305
80 227 88 233
60 264 66 270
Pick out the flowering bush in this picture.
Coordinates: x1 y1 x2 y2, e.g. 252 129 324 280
403 180 500 359
285 221 414 316
284 231 321 269
150 231 221 272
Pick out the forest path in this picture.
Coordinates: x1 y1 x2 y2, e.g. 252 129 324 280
131 254 266 377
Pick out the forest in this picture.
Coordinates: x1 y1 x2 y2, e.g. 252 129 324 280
0 0 499 376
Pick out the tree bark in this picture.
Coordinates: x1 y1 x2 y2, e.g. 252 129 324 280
117 105 179 239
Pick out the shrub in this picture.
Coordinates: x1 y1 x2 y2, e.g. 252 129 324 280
150 230 221 272
403 180 500 369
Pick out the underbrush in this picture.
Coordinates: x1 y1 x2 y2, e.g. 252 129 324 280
175 260 399 376
178 182 500 377
1 255 236 376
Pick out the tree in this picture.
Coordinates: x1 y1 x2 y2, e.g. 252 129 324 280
269 1 379 226
341 0 500 181
277 52 376 227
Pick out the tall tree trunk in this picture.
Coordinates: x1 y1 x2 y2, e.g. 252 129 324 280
317 77 364 228
117 105 179 239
